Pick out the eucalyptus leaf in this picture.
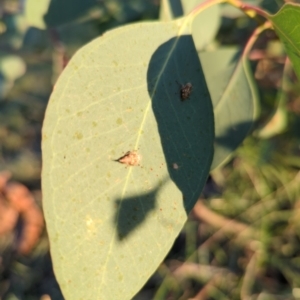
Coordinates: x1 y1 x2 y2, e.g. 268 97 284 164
268 3 300 81
42 18 214 300
200 48 259 170
0 55 26 81
25 0 51 29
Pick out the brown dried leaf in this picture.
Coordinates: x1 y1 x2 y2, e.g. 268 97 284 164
5 182 44 254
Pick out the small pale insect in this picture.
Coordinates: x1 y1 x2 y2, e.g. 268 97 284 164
115 150 141 166
176 81 192 101
172 163 179 170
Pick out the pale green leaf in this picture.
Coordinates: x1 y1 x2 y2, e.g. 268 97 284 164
42 19 214 300
0 55 26 81
200 48 259 170
268 3 300 81
25 0 51 29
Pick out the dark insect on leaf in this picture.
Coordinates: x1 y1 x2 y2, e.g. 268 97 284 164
176 81 192 101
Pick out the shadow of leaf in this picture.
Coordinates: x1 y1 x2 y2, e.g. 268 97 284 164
114 177 168 241
147 35 214 213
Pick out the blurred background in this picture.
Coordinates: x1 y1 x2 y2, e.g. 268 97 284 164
0 0 300 299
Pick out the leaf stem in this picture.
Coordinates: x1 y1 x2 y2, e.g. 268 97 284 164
226 0 270 19
190 0 270 19
242 21 273 58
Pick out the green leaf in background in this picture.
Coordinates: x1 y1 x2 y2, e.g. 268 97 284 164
42 18 214 300
0 55 26 81
25 0 51 29
159 0 220 50
25 0 158 30
256 105 288 139
200 48 259 170
0 55 26 97
25 0 98 29
268 3 300 81
255 55 291 139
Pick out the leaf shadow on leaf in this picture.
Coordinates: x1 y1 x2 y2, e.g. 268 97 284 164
113 177 168 241
147 35 213 212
